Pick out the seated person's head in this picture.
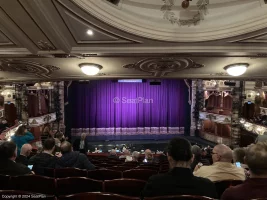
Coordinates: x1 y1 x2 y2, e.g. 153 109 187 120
81 133 86 140
245 142 267 177
123 149 130 155
20 144 32 157
191 145 201 159
167 137 193 169
145 149 153 160
60 141 72 154
212 144 233 163
233 147 246 164
55 132 64 140
0 141 17 160
43 138 55 152
132 151 140 161
110 149 117 156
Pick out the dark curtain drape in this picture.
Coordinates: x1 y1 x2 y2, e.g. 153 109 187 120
65 80 191 136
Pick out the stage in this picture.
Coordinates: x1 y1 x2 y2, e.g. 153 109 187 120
72 135 217 153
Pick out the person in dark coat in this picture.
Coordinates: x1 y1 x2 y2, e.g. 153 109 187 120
15 144 32 166
0 141 32 176
56 141 95 170
142 137 217 198
29 138 58 175
73 133 88 154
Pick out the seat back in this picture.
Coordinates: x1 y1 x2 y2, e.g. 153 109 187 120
123 169 158 181
58 192 139 200
103 178 146 197
0 175 10 190
0 190 55 200
144 195 215 200
56 177 103 196
43 168 55 177
87 169 122 180
214 180 243 198
10 175 56 195
107 166 133 172
55 168 87 178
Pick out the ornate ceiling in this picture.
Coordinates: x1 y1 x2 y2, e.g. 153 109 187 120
0 0 266 82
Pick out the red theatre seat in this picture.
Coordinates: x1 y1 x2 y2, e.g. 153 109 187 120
144 195 215 200
0 190 55 200
58 192 139 200
103 178 146 197
56 177 103 196
123 169 158 181
0 175 10 190
55 168 87 178
107 166 133 172
214 180 243 198
10 175 56 195
87 169 122 180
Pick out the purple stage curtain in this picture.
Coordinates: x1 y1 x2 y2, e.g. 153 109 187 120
67 80 189 133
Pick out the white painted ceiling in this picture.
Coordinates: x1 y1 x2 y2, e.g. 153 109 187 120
0 0 266 82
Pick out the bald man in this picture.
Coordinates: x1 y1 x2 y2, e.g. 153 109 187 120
193 144 245 182
15 143 32 166
56 141 95 170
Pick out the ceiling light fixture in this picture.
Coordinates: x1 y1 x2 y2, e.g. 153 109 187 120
224 63 249 76
181 0 191 9
86 29 94 36
79 63 102 76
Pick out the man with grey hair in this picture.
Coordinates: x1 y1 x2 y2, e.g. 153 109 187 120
73 133 88 154
222 142 267 199
108 149 119 160
194 144 245 182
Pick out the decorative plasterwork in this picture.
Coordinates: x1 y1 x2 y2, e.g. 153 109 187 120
260 107 267 115
123 58 204 77
240 118 267 135
203 80 232 91
37 40 56 51
199 111 232 124
161 0 209 26
28 112 56 127
200 132 231 145
72 0 267 42
0 59 60 78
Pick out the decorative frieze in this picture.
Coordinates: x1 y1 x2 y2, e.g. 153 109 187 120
199 111 231 124
28 112 56 127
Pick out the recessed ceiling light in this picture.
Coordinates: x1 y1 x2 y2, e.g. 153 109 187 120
224 63 249 76
79 63 102 76
87 30 93 36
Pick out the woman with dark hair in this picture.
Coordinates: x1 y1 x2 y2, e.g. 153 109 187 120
41 124 53 145
11 125 34 155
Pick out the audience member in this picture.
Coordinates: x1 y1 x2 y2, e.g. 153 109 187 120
41 124 53 144
131 151 140 162
54 138 61 154
0 141 32 175
191 145 210 171
56 141 95 170
29 138 58 175
119 149 131 159
142 137 217 198
55 131 66 143
108 149 119 160
11 125 34 155
144 149 154 163
73 133 88 154
15 144 32 166
222 142 267 199
194 144 245 182
0 119 9 132
233 147 248 169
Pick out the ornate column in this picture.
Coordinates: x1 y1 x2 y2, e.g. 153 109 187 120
231 81 243 146
190 79 204 136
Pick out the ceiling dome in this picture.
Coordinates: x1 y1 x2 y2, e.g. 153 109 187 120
73 0 267 42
